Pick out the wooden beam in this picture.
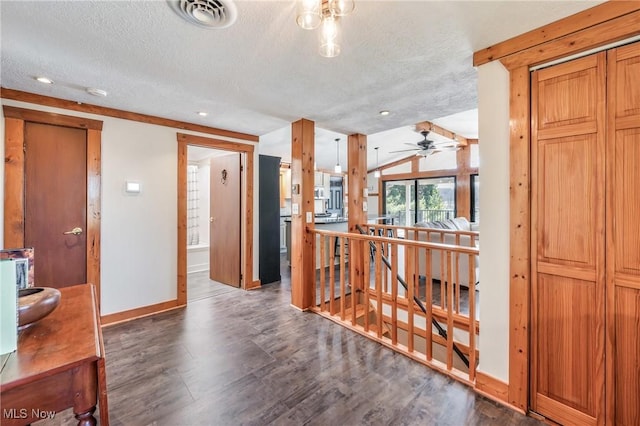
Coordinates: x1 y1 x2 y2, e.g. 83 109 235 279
415 121 469 146
290 119 315 310
473 1 640 66
1 88 258 142
347 134 367 232
348 134 367 293
456 147 471 220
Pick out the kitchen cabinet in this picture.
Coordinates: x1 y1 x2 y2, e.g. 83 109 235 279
280 168 291 207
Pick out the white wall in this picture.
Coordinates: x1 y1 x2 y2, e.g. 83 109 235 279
477 60 511 382
0 106 4 249
196 161 210 245
0 99 259 316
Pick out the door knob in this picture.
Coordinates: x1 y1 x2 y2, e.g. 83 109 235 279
63 227 83 235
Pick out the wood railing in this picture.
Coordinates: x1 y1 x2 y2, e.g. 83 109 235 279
309 225 479 384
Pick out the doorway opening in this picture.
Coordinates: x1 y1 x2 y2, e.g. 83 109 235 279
176 133 256 306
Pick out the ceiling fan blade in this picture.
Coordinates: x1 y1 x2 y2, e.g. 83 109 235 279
436 145 459 151
389 148 420 153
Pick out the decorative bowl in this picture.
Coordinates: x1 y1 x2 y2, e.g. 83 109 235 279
18 287 61 329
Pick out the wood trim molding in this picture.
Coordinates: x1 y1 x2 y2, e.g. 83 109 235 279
380 168 479 183
3 117 25 248
416 120 469 146
177 132 255 153
101 299 182 326
177 133 256 298
3 105 103 130
473 1 640 66
3 109 103 308
507 66 530 412
177 141 188 306
475 372 515 410
86 129 102 310
500 10 640 70
1 88 258 142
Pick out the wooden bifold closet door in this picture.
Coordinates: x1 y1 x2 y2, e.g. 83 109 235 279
531 41 640 426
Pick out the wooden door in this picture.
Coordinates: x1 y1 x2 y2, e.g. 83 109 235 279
531 53 606 425
607 42 640 426
24 122 87 287
209 153 241 287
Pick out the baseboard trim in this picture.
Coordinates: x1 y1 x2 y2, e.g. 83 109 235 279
475 371 525 414
247 279 261 290
101 299 184 326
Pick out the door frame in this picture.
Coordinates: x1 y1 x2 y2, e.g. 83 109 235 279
471 2 640 416
3 106 103 307
176 132 256 304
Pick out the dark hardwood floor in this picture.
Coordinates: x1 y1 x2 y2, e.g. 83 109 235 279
36 257 540 425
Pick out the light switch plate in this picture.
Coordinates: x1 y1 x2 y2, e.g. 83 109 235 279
306 212 312 223
292 203 299 214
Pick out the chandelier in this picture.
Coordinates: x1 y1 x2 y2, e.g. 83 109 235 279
296 0 355 58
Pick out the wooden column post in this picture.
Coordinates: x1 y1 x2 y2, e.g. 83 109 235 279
290 119 315 310
456 146 471 219
348 133 367 291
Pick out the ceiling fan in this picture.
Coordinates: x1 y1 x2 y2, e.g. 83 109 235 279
389 130 459 157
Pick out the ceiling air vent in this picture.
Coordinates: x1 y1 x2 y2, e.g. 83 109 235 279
168 0 237 29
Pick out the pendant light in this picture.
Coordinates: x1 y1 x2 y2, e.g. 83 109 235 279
334 138 342 173
374 147 381 178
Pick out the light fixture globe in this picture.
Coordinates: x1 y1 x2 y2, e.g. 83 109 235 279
320 41 341 58
329 0 354 16
296 0 322 29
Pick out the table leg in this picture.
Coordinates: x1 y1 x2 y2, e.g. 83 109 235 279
75 407 97 426
97 357 110 426
72 363 98 426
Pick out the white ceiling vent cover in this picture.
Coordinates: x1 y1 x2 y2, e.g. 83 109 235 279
168 0 237 29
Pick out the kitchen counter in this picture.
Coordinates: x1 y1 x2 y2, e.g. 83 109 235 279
285 217 348 265
284 216 348 225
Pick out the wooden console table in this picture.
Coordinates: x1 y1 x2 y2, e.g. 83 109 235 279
0 284 109 425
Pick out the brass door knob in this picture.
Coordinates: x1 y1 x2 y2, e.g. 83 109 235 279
63 227 83 235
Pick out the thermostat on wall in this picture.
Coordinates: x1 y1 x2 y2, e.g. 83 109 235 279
125 181 141 194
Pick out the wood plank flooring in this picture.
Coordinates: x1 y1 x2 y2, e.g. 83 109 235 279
35 257 540 425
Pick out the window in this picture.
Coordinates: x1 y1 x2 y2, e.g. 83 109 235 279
383 177 456 225
187 164 200 245
471 174 479 222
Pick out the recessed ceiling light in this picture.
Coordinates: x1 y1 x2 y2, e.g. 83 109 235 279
379 110 390 116
36 77 53 84
198 111 208 117
86 87 108 97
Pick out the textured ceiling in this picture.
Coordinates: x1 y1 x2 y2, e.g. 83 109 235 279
1 0 603 168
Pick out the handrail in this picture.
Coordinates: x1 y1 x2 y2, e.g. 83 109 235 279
310 227 479 256
355 224 470 368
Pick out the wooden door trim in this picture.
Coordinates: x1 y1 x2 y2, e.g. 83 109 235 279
176 132 256 305
3 105 103 130
473 2 640 66
3 108 102 308
469 1 640 414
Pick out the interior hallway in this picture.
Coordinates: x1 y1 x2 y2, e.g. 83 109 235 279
36 257 540 425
